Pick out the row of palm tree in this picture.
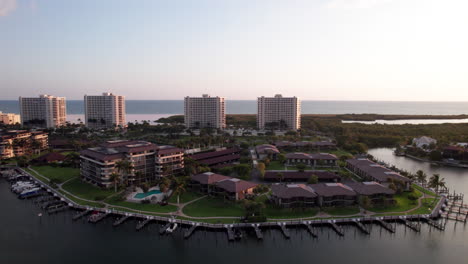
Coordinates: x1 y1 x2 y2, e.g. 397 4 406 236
414 170 446 193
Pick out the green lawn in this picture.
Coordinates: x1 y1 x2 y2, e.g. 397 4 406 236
25 168 49 182
322 206 361 216
168 191 204 204
412 184 436 196
411 198 439 215
266 161 286 170
183 197 245 217
106 200 178 213
62 178 115 201
176 216 240 224
31 166 79 182
367 190 423 213
57 190 105 208
264 206 319 219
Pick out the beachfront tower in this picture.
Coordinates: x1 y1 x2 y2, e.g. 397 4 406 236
257 94 301 130
184 94 226 129
84 92 126 129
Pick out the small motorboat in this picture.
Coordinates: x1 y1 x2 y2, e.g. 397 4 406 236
166 223 178 233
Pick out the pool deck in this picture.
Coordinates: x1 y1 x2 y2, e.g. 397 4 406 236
127 187 165 203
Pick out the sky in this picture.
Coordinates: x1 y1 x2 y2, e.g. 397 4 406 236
1 0 467 101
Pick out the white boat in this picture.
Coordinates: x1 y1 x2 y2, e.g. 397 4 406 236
166 223 178 233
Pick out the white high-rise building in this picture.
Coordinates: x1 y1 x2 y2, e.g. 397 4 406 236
19 94 66 128
184 94 226 129
84 93 126 129
257 94 301 130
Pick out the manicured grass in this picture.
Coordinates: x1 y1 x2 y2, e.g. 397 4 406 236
183 197 245 217
168 191 204 204
106 200 178 213
264 206 319 219
322 206 360 216
411 198 439 215
25 168 49 182
176 217 240 224
266 161 286 170
413 184 436 196
367 190 423 213
58 190 105 208
62 178 115 201
31 166 79 182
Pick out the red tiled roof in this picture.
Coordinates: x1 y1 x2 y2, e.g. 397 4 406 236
35 152 66 162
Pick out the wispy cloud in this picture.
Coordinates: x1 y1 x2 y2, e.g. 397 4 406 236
0 0 17 17
326 0 392 9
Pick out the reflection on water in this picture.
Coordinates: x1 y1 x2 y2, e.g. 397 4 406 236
368 148 468 196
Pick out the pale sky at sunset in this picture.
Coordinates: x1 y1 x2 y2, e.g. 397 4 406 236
1 0 467 100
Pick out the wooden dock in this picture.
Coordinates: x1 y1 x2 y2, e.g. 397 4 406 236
252 224 263 239
328 221 344 236
277 223 291 239
375 219 395 233
47 204 67 214
301 221 317 237
159 223 172 235
400 218 420 232
88 212 109 223
353 220 370 235
73 210 91 221
226 225 235 241
184 223 199 239
113 215 131 227
136 218 153 230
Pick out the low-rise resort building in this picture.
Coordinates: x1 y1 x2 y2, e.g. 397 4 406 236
190 172 258 200
285 152 338 167
80 140 184 188
263 171 341 182
189 147 241 169
271 182 395 208
255 144 280 160
274 141 336 151
346 158 411 190
0 130 48 159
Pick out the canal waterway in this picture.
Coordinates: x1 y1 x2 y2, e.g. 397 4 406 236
2 149 468 264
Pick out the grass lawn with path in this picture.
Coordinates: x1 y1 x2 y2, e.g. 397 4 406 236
106 200 178 213
367 190 423 213
183 197 245 217
264 206 319 219
322 206 361 216
168 191 203 204
58 190 105 208
62 178 115 201
413 184 436 196
31 166 79 182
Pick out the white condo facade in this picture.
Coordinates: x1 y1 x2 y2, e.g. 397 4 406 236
19 94 66 128
257 94 301 130
0 111 21 125
84 92 126 129
184 94 226 129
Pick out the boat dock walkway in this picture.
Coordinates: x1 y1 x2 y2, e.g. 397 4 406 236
328 221 344 236
160 223 172 235
136 218 153 230
73 210 91 220
277 223 291 239
113 215 131 227
375 218 395 233
89 212 110 223
301 221 317 237
353 220 370 235
252 224 263 239
184 223 200 239
226 225 235 241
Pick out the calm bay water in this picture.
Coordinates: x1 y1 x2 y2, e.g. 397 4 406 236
2 100 468 115
2 148 468 264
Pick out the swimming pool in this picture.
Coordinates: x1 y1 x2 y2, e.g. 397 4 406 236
133 189 162 199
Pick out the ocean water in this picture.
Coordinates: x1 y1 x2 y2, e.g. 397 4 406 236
2 100 468 115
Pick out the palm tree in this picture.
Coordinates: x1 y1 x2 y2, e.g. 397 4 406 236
276 172 284 183
416 170 427 186
428 174 446 193
171 176 187 205
109 172 120 193
116 159 134 186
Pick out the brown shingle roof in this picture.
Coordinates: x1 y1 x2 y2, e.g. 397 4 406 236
215 178 258 193
191 172 231 185
264 171 340 181
271 184 317 199
345 182 395 196
190 148 241 161
309 183 356 197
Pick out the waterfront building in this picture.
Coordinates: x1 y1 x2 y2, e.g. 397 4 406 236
412 136 437 149
84 92 126 129
309 183 357 207
274 141 337 151
257 94 301 130
190 172 257 200
346 158 411 190
184 94 226 129
189 147 241 169
80 140 184 188
0 130 48 159
285 152 338 167
0 111 21 125
345 182 395 205
270 184 318 208
19 94 66 128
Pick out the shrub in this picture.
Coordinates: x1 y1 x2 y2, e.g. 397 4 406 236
408 193 419 201
141 199 151 204
94 195 107 201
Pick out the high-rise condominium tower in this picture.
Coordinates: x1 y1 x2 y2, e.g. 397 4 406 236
19 94 66 128
184 94 226 129
84 92 126 129
257 94 301 130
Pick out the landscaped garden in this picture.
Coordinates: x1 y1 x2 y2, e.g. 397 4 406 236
31 165 79 182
